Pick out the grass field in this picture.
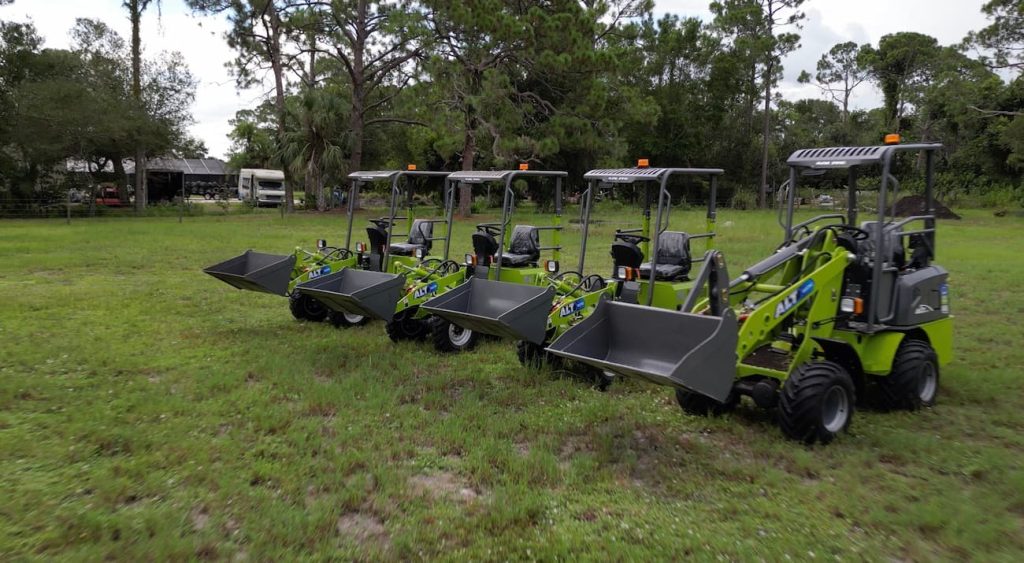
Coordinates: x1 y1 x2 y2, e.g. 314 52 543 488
1 206 1023 560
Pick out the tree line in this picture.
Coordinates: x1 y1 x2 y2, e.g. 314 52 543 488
1 0 1021 212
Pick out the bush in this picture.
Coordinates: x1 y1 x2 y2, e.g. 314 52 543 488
729 190 758 210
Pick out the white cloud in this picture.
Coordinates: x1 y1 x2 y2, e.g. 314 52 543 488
0 0 994 159
655 0 991 108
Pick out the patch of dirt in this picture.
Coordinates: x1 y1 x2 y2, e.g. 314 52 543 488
559 434 592 460
305 402 337 418
190 506 210 531
892 195 961 220
408 472 482 503
313 369 332 384
336 512 389 548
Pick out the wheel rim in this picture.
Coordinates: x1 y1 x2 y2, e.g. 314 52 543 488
821 385 850 433
918 362 938 402
343 312 364 324
448 324 473 347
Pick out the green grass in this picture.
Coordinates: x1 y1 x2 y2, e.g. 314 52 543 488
1 207 1022 560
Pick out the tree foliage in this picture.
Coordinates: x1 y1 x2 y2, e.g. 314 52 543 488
0 13 196 200
3 0 1023 211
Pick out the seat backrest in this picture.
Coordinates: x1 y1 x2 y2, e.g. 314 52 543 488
907 233 932 270
655 231 691 266
472 231 499 266
507 225 540 260
611 240 643 270
366 223 388 255
407 219 433 252
860 221 905 268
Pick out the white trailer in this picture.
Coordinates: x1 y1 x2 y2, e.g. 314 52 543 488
238 168 287 206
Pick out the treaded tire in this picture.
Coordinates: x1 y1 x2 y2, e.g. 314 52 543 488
289 292 328 322
326 310 369 328
385 311 429 342
517 341 612 390
779 361 855 445
516 340 556 369
429 316 478 353
877 339 939 411
675 388 738 417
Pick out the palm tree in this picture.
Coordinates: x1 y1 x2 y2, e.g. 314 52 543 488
279 87 347 211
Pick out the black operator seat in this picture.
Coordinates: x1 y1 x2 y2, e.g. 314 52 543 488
472 228 500 266
500 225 541 267
639 231 692 281
389 219 433 256
859 221 905 269
611 235 644 270
366 221 388 255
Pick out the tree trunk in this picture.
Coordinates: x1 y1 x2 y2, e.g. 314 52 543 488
112 156 129 204
458 107 477 217
758 65 772 210
308 153 325 211
349 80 364 178
129 0 146 212
265 2 293 212
347 0 367 210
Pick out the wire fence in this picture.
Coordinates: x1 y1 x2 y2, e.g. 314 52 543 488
0 189 347 222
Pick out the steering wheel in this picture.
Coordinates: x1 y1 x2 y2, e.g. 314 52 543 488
322 247 351 260
827 224 870 241
553 271 606 293
421 258 460 275
614 232 649 245
369 217 392 230
476 224 502 237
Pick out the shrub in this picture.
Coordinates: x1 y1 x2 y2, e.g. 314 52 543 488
729 190 758 210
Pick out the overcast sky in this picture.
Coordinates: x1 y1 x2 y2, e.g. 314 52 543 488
0 0 991 160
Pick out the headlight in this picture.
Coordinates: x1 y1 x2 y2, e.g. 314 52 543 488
545 260 559 273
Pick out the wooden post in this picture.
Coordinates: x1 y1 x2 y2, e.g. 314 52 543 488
179 172 185 224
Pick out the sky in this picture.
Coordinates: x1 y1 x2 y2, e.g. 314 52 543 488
0 0 992 160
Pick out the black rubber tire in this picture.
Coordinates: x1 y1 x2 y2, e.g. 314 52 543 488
516 340 554 369
326 310 369 328
779 361 855 445
289 292 328 322
578 365 613 391
876 340 939 411
429 316 478 353
385 311 430 342
675 388 738 417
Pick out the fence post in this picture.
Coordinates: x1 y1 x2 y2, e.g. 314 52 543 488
179 183 184 224
66 189 71 225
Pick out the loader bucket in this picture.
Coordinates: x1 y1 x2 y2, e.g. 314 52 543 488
295 269 404 322
421 278 555 344
203 250 296 296
546 300 738 402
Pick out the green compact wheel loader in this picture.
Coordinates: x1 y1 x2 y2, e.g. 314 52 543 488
203 169 448 325
547 141 952 444
420 163 725 386
299 168 571 352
